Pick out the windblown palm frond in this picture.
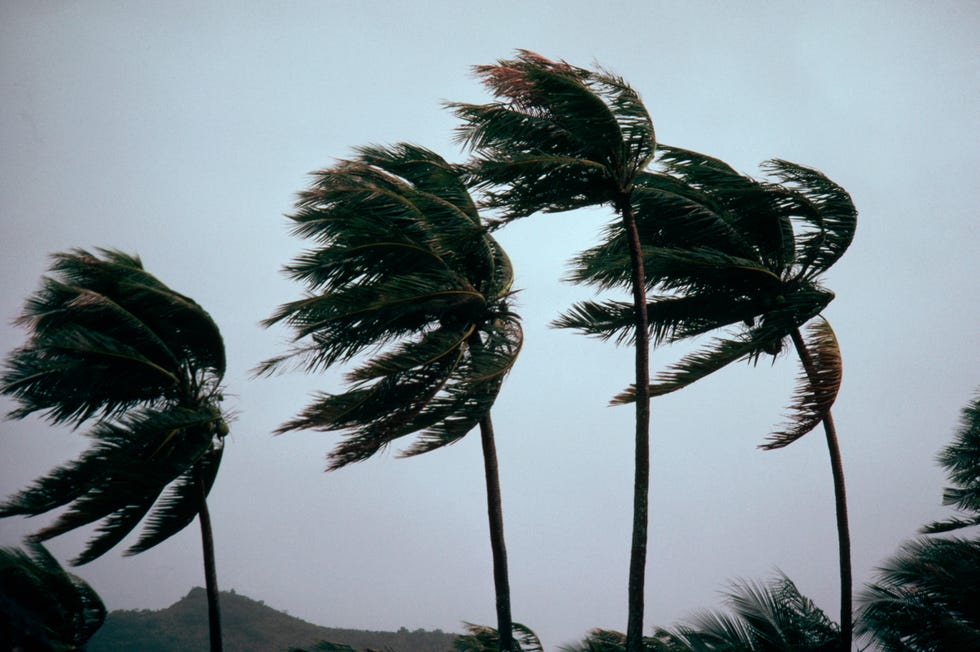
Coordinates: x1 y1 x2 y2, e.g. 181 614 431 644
857 537 980 651
0 542 106 650
922 391 980 533
658 573 840 652
261 143 521 468
565 149 854 444
0 248 229 563
450 49 655 221
454 622 543 652
1 248 229 650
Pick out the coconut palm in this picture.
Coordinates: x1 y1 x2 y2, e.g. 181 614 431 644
259 144 523 651
558 147 857 647
450 50 658 652
0 248 229 651
1 542 106 650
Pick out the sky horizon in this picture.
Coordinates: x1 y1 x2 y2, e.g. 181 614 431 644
2 2 978 650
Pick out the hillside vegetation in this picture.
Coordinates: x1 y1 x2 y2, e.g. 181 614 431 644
87 588 456 652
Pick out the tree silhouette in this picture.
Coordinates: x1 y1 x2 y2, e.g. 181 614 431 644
260 145 523 651
0 248 229 651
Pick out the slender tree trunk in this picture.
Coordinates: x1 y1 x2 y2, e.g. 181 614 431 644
479 413 514 652
790 328 852 650
621 197 651 652
197 475 223 652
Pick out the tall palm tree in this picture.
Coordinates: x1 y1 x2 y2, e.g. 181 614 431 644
450 51 658 652
259 144 523 651
1 542 106 650
558 147 857 648
0 248 229 651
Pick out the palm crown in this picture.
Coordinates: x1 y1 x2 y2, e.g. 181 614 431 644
559 146 857 447
450 49 655 219
259 144 522 468
0 249 228 564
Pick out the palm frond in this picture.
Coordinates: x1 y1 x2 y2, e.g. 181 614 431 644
0 542 106 648
450 50 654 219
922 391 980 533
454 621 543 652
762 318 842 450
761 159 857 281
857 537 980 650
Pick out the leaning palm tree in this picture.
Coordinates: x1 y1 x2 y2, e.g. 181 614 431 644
0 248 229 651
1 542 106 651
450 50 657 652
259 144 523 651
558 147 857 647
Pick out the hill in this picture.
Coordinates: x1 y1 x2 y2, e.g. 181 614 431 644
87 587 457 652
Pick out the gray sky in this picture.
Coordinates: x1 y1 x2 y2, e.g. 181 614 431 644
1 1 978 649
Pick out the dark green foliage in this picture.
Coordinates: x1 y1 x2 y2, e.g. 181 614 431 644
857 390 980 650
261 144 521 468
0 542 106 650
450 50 655 221
563 150 856 447
857 537 980 651
659 573 839 651
922 392 980 533
453 622 542 652
0 249 229 564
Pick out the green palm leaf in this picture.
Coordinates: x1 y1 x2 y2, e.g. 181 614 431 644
922 391 980 533
262 144 521 465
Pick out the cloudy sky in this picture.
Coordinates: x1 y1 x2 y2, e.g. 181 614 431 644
1 1 977 649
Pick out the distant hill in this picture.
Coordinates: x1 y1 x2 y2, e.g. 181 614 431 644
87 587 457 652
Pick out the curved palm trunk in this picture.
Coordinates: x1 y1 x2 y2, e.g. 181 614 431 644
197 476 223 652
479 414 514 652
621 198 652 652
789 329 852 650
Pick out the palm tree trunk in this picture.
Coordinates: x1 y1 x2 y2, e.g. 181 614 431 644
620 197 651 652
789 328 852 650
197 475 223 652
479 413 514 652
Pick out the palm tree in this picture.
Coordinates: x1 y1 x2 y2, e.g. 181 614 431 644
259 144 523 651
450 50 658 652
0 248 229 651
558 147 857 648
857 391 980 650
1 542 106 650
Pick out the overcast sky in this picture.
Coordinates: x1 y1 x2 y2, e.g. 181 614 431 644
1 1 978 649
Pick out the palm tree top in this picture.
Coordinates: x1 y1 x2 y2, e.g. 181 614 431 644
449 50 656 220
0 248 229 564
259 144 522 470
557 148 856 448
2 247 225 425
